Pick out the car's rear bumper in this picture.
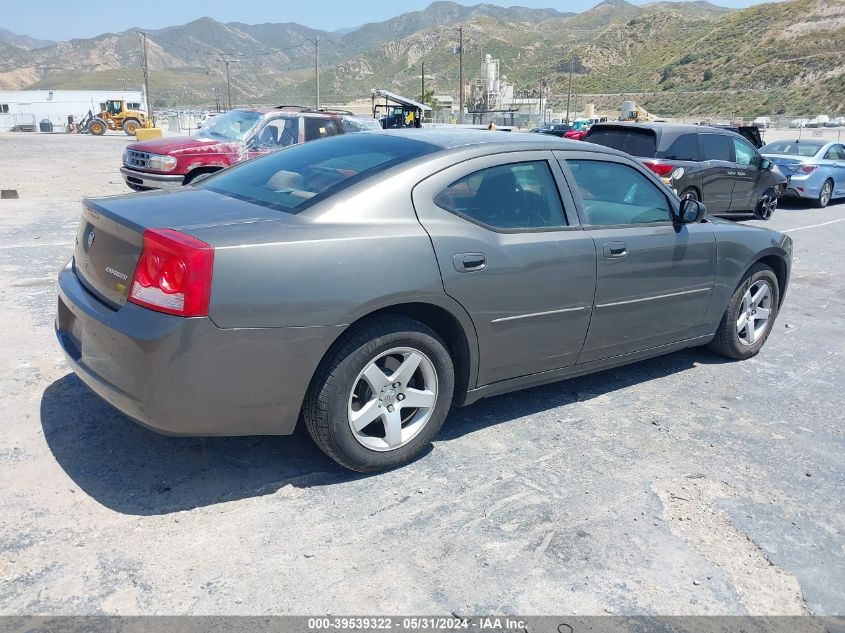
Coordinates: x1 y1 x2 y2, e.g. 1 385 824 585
120 166 184 190
56 261 341 436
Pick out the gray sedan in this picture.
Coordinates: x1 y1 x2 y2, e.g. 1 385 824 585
56 130 792 471
761 138 845 207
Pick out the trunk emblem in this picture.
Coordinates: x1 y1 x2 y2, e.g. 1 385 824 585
86 229 95 250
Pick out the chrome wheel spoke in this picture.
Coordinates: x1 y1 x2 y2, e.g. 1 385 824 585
362 364 390 392
751 284 769 306
350 398 382 432
383 409 404 448
389 351 422 387
736 313 748 331
400 387 436 411
744 318 756 344
755 307 770 320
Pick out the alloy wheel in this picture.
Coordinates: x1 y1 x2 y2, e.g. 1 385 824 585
347 347 438 451
757 195 777 220
736 280 772 346
820 181 832 207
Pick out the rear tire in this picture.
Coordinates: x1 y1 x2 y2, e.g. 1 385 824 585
708 263 780 360
813 179 833 208
754 193 777 220
122 119 141 135
88 118 107 136
303 316 454 472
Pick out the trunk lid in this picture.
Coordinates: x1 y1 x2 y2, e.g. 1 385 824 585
74 188 289 308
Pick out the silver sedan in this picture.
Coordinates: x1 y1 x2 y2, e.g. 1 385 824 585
761 138 845 208
56 130 792 472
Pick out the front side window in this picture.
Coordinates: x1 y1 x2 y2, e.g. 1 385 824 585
433 161 567 230
732 138 757 166
0 104 8 113
700 134 732 162
255 116 299 148
566 159 672 226
201 133 437 214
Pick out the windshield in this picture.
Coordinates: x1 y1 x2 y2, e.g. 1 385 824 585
586 127 657 157
762 140 824 157
197 109 262 142
200 133 439 214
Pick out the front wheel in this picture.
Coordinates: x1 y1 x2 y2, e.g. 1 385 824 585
88 118 107 136
303 316 454 472
708 263 780 360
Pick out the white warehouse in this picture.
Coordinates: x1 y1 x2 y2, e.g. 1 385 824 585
0 89 145 132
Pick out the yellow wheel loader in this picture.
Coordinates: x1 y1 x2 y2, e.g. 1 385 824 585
82 99 152 136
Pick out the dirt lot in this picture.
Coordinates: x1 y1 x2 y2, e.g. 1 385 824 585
0 131 843 616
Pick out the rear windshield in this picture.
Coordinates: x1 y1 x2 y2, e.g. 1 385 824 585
761 140 824 157
585 127 657 157
200 133 438 213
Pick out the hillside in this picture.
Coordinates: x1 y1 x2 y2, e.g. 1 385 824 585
1 0 843 116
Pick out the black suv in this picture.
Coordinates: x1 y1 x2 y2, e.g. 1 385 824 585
584 122 787 219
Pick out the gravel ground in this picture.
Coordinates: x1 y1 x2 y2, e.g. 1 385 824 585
0 132 843 616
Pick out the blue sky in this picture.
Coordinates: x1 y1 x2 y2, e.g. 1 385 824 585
8 0 775 41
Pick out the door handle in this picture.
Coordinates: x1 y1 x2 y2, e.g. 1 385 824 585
603 241 627 258
454 253 486 272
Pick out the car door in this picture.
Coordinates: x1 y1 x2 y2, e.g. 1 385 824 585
412 151 597 386
698 133 735 213
555 151 717 364
824 144 845 195
729 136 763 212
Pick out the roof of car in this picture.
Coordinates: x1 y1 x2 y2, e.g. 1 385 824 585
381 128 597 151
234 106 372 119
590 121 718 135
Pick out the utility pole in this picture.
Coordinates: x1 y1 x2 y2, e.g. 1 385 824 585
458 27 464 124
139 32 152 118
421 61 425 101
221 57 233 110
565 57 574 125
315 36 320 110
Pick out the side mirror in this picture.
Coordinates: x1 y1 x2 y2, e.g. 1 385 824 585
677 197 707 223
760 158 772 170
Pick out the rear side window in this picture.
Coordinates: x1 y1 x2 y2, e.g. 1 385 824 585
585 127 657 157
201 134 437 213
700 134 732 161
659 134 699 161
434 161 567 230
304 117 339 141
566 160 671 226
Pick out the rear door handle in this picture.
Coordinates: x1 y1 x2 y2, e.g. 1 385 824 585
603 241 627 258
454 253 486 272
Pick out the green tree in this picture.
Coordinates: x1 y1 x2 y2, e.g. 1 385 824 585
417 88 440 110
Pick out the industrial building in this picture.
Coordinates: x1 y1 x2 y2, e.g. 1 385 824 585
0 89 145 132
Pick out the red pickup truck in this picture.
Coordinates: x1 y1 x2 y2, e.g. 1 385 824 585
120 106 381 191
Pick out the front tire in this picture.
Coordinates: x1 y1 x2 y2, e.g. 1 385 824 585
813 179 833 208
303 316 455 472
708 263 780 360
88 118 107 136
122 119 141 135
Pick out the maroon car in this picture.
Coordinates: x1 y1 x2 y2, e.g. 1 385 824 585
120 106 381 191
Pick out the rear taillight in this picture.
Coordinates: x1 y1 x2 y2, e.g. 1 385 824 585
793 164 818 174
129 228 214 317
642 160 675 177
